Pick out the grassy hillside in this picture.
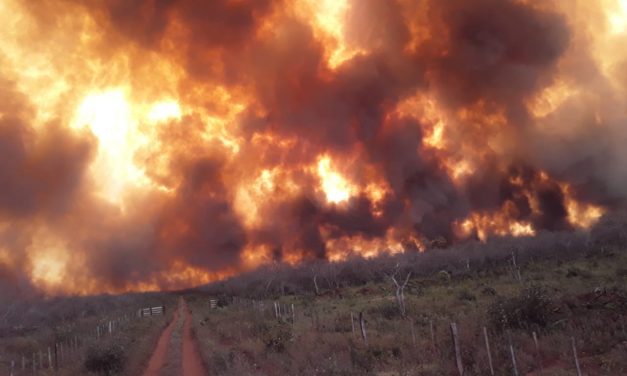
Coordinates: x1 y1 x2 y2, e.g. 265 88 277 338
187 238 627 375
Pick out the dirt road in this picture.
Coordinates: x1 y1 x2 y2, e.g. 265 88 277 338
143 298 206 376
181 301 206 376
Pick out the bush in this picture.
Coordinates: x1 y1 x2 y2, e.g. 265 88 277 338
367 302 400 320
84 343 126 375
437 270 451 284
457 289 477 302
566 267 592 279
253 322 293 353
487 285 554 331
481 286 497 296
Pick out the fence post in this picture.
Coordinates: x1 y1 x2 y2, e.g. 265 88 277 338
450 322 463 376
350 312 356 337
430 319 436 351
48 347 52 369
483 327 494 376
359 312 368 345
571 337 582 376
507 332 519 376
532 331 543 374
291 303 295 323
10 360 14 376
410 320 417 348
511 251 522 282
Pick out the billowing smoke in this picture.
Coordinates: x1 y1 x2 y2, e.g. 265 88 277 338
0 0 625 294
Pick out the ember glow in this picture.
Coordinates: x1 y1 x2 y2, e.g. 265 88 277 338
0 0 625 294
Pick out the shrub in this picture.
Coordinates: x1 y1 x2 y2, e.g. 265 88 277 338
615 268 627 278
457 289 477 302
367 302 400 320
437 270 451 284
255 322 293 353
566 267 592 279
481 286 497 296
487 285 554 331
84 343 126 375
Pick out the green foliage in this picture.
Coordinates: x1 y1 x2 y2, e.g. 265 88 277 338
487 285 554 331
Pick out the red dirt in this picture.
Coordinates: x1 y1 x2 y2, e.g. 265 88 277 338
143 298 207 376
181 299 207 376
142 304 180 376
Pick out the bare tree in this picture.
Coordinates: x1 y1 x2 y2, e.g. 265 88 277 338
312 273 320 295
310 262 323 295
387 264 412 317
1 302 15 325
322 262 340 290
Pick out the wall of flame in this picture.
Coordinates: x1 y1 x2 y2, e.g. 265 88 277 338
0 0 625 294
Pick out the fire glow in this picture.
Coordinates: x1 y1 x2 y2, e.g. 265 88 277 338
0 0 625 294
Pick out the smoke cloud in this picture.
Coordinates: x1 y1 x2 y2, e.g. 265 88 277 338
0 0 625 294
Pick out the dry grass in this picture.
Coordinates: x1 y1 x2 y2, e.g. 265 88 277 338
0 292 177 375
187 245 627 375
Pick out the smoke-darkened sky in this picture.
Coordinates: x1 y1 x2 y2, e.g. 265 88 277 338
0 0 625 294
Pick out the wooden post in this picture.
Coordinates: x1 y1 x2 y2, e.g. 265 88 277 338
22 355 25 371
359 312 368 345
350 312 356 337
571 337 582 376
10 360 14 376
450 322 463 376
430 319 436 350
48 347 52 369
109 321 112 334
39 351 43 368
507 332 519 376
32 352 35 375
410 320 417 347
274 302 279 319
315 309 320 331
483 327 494 376
291 303 295 323
511 251 522 282
532 331 543 374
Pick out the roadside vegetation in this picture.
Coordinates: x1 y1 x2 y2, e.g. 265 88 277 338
0 292 176 375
